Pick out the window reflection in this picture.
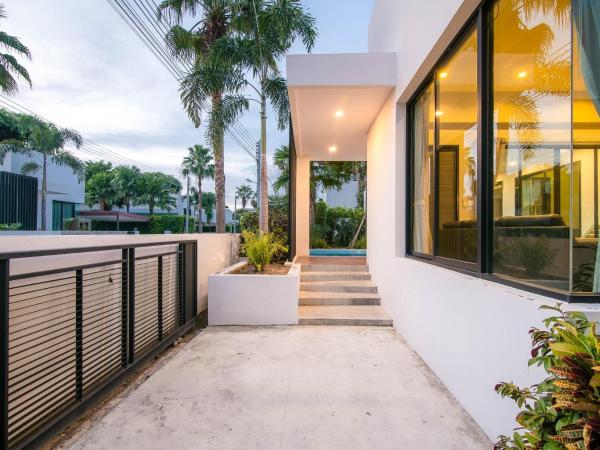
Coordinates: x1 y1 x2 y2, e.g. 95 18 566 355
492 0 571 289
572 0 600 292
436 30 478 263
411 83 435 255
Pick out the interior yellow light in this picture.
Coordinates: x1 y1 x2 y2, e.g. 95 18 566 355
335 110 345 118
329 146 337 153
435 111 444 117
439 72 448 79
517 71 528 79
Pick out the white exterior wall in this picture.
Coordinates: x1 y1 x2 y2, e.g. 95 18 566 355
9 152 85 229
365 0 600 441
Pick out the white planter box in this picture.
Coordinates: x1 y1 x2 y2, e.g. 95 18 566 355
208 261 300 325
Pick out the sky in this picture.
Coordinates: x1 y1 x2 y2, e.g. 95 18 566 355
2 0 374 207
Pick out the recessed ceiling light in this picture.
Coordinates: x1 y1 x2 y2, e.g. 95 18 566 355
435 111 444 117
335 110 345 118
517 71 528 79
329 146 337 153
439 72 448 79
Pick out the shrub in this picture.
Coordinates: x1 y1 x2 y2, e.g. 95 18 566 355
495 304 600 449
311 237 328 249
0 223 21 231
241 230 288 272
354 236 367 249
149 215 197 234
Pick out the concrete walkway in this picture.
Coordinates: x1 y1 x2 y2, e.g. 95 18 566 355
64 327 491 450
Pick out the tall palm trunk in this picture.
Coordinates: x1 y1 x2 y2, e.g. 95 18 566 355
197 176 203 233
259 93 269 233
185 176 190 233
214 136 225 233
40 154 48 231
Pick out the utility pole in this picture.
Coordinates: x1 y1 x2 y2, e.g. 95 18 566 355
184 176 190 233
255 140 261 212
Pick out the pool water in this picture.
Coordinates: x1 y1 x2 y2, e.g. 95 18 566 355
309 248 367 256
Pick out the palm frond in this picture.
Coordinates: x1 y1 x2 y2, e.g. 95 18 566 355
51 150 85 180
157 0 198 23
0 140 29 163
19 161 40 175
0 32 31 59
264 76 289 130
165 25 198 61
179 67 210 127
0 53 31 85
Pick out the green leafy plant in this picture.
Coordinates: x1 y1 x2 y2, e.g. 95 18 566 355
0 223 20 231
149 215 196 234
241 230 287 272
495 304 600 449
516 238 558 278
310 237 328 249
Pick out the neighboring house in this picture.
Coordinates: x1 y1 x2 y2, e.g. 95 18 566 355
287 0 600 441
109 194 236 225
0 151 84 230
320 180 359 209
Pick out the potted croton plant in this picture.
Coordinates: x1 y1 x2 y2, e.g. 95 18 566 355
495 305 600 450
208 230 300 325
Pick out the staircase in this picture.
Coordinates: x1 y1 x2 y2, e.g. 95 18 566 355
298 262 393 326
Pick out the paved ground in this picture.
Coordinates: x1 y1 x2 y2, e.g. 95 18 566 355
63 327 491 450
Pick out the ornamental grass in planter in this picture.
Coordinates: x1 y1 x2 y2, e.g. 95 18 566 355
495 305 600 450
235 230 288 275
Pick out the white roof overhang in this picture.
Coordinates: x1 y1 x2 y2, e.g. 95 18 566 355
287 52 396 161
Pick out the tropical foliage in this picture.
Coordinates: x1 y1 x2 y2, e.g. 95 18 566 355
135 172 182 214
273 144 289 194
158 0 247 233
241 229 287 272
0 115 84 230
182 144 214 231
311 201 366 249
235 183 255 210
212 0 317 233
149 214 197 234
495 304 600 450
0 4 31 94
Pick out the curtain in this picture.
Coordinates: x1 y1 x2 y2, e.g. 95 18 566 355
413 88 432 254
573 0 600 291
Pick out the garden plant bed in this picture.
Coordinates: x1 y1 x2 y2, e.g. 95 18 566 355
232 263 290 275
208 261 300 325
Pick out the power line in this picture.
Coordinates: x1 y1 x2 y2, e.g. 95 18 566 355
0 95 170 175
107 0 262 163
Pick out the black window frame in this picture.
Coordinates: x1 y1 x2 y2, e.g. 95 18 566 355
405 1 600 303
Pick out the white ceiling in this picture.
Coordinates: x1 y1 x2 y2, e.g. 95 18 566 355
287 53 396 161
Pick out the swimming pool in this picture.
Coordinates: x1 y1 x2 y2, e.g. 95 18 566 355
309 248 367 256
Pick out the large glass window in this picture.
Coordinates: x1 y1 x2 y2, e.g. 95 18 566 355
411 83 435 255
436 29 478 263
492 0 571 290
572 0 600 292
407 0 600 299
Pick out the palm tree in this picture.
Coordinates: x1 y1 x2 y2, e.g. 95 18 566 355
309 162 351 224
113 165 141 213
158 0 248 234
0 116 83 230
235 184 254 210
273 145 289 194
181 161 192 232
216 0 317 233
86 171 118 211
182 144 215 231
0 4 31 94
84 160 113 182
135 172 182 214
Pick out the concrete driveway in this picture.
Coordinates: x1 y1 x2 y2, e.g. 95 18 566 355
63 326 491 450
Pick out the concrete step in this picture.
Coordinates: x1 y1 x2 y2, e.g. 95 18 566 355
300 280 378 293
301 264 368 273
299 291 381 306
300 271 371 282
298 305 393 326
